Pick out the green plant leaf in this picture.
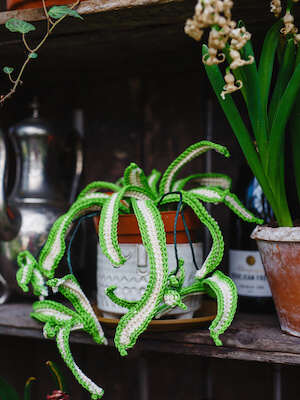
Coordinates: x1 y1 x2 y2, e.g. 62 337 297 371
268 38 296 126
3 67 14 74
46 361 69 394
267 61 300 226
24 377 35 400
0 375 21 400
239 22 269 166
202 45 281 223
202 46 262 183
5 18 35 34
290 45 300 208
48 6 83 20
28 53 37 59
258 19 283 120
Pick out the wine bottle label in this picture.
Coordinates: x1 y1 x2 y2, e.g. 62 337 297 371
229 249 272 297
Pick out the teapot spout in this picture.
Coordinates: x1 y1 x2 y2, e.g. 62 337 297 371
0 129 21 241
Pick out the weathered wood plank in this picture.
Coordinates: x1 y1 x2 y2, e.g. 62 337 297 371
140 312 300 356
1 303 300 365
134 339 300 365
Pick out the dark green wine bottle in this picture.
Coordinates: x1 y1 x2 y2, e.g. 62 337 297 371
229 163 275 314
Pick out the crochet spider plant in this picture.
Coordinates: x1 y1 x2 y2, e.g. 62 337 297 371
16 140 262 399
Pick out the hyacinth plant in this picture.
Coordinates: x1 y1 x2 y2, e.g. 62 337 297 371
185 0 300 227
16 141 262 399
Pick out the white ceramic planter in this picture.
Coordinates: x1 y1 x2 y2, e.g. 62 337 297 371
97 242 203 319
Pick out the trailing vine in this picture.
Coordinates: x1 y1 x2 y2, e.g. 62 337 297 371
1 0 82 103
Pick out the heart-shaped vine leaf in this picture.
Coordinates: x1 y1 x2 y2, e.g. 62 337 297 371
28 53 38 59
5 18 36 34
3 67 14 74
48 6 83 20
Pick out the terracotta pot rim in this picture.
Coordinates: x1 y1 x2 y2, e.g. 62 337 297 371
117 208 194 218
251 225 300 242
94 208 201 244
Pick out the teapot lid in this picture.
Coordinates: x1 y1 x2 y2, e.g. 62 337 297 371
9 97 56 138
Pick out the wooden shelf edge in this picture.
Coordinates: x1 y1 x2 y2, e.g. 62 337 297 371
1 303 300 365
0 0 187 25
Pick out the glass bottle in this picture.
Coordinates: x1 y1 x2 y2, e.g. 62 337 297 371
229 162 275 314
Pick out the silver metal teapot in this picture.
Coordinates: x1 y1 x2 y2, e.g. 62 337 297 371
0 101 83 303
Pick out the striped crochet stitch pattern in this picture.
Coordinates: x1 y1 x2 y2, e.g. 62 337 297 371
16 141 263 399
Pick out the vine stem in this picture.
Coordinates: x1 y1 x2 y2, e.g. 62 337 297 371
22 33 33 52
0 0 81 104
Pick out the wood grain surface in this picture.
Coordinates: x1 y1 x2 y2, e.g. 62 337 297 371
1 302 300 365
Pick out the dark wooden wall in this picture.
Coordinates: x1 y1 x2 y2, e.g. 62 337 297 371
2 335 300 400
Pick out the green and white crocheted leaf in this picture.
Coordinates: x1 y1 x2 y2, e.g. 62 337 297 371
224 192 264 223
47 274 107 345
190 198 224 279
147 169 162 197
155 261 202 318
55 322 105 399
16 251 48 296
159 141 230 196
16 251 38 292
157 191 224 279
39 193 110 278
98 187 154 267
172 173 232 191
193 173 232 189
31 300 78 327
179 280 205 296
189 187 228 203
123 185 155 202
105 285 138 309
32 268 48 297
189 188 263 225
163 289 187 310
114 199 169 356
77 180 121 198
98 191 127 266
203 271 237 346
168 259 186 289
123 163 152 193
31 275 106 399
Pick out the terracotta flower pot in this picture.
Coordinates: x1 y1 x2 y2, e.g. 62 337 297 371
7 0 76 10
94 208 201 244
94 209 203 319
251 225 300 337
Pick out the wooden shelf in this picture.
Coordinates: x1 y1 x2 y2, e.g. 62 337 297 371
1 302 300 365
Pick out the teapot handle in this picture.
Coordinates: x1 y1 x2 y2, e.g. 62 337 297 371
68 109 84 204
0 272 10 304
68 131 83 205
0 129 21 241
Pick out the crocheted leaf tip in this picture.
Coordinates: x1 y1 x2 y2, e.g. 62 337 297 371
16 140 262 398
31 274 107 399
203 271 238 346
